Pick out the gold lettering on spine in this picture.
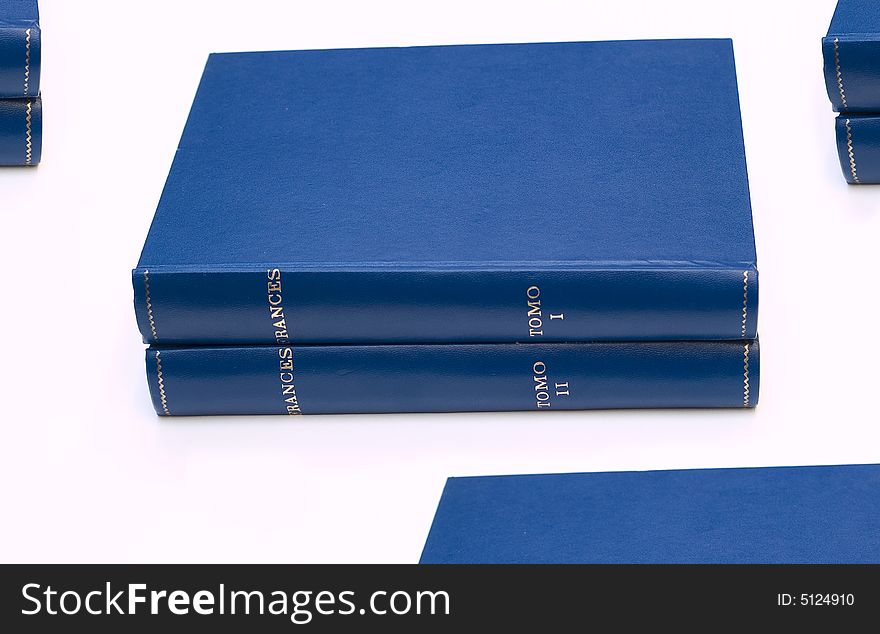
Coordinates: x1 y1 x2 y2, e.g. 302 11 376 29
267 268 290 343
525 285 564 337
533 361 551 408
268 274 301 413
531 361 571 410
526 286 543 337
278 347 302 415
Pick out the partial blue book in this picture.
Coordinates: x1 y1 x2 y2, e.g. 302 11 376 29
0 0 39 98
0 94 39 165
835 114 880 184
145 340 758 416
420 465 880 563
823 0 880 113
134 39 758 346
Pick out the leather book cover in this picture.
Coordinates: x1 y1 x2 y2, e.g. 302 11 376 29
145 339 759 416
134 39 758 346
0 0 39 98
823 0 880 113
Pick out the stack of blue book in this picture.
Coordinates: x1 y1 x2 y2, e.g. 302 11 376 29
823 0 880 183
0 0 40 166
133 39 760 416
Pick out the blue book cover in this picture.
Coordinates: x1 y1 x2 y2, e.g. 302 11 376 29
420 464 880 564
0 94 39 165
134 39 758 346
0 0 39 98
835 114 880 184
145 339 758 416
823 0 880 112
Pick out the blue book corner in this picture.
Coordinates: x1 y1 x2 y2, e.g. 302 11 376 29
835 114 880 184
420 465 880 563
823 0 880 112
134 39 758 346
0 0 40 98
0 94 39 165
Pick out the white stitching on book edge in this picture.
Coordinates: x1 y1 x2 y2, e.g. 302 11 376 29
23 28 30 96
845 119 860 183
155 351 170 415
741 270 748 338
834 38 849 111
742 343 750 408
144 270 159 340
24 100 32 165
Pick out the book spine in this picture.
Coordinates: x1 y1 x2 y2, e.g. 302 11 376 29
0 95 40 165
133 267 759 345
145 340 759 416
823 36 880 113
834 114 880 184
0 25 40 98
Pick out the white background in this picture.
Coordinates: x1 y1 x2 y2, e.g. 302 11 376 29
1 0 878 563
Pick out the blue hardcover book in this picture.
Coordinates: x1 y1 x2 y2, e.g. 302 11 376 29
0 0 39 98
0 94 39 165
420 464 880 564
145 339 758 416
133 39 759 346
823 0 880 112
835 114 880 183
